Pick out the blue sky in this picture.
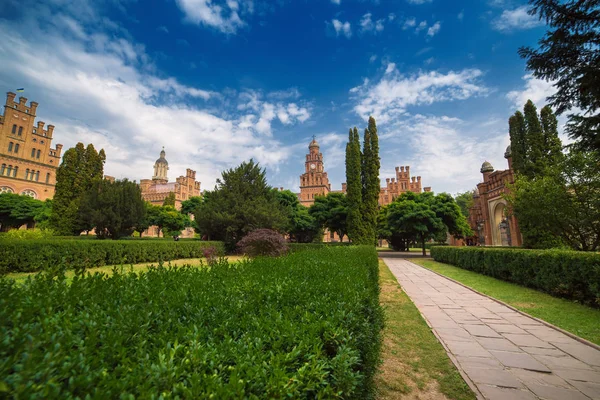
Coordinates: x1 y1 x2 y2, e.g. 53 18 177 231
0 0 559 194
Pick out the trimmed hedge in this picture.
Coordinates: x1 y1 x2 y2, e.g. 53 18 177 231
431 246 600 307
0 246 383 398
288 242 351 253
0 240 225 274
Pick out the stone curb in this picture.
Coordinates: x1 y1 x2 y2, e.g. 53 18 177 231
404 258 600 353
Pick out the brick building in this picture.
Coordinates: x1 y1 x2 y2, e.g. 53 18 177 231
0 92 63 200
299 137 331 206
468 146 522 246
378 166 432 206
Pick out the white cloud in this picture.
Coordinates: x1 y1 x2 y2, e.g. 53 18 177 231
350 68 489 124
332 19 352 38
458 10 464 21
506 74 556 109
406 0 432 4
385 63 396 74
175 0 249 34
427 21 441 37
415 21 428 33
331 0 341 4
492 6 543 32
360 13 385 33
369 54 378 63
402 17 416 30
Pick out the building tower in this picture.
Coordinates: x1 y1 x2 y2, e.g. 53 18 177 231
299 137 331 206
152 147 169 183
0 92 63 200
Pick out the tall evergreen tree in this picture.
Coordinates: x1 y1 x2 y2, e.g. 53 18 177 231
524 100 545 178
363 116 380 245
540 105 563 165
361 127 374 242
509 111 527 176
346 127 365 242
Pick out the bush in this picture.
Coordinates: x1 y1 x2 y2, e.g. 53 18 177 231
0 246 383 398
288 242 351 253
431 246 600 307
237 229 288 257
0 240 225 274
0 228 55 240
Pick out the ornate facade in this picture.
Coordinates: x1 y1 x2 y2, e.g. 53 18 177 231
468 146 522 246
0 93 63 200
139 148 201 210
378 166 431 206
299 138 331 206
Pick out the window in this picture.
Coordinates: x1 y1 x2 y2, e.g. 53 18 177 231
0 164 5 175
33 128 36 133
46 173 50 184
14 144 19 153
31 148 36 158
21 189 36 199
18 126 23 136
7 165 12 176
35 171 40 181
11 124 16 134
8 142 13 152
40 140 44 144
36 150 41 159
12 167 17 178
0 186 14 194
32 138 37 142
25 169 30 180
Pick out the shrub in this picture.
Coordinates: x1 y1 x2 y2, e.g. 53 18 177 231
431 246 600 307
0 228 55 240
202 245 220 266
0 240 225 274
237 229 288 257
0 246 383 398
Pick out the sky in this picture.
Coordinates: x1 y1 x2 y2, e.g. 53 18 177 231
0 0 560 195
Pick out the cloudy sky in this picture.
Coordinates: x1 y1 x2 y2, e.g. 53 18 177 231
0 0 557 194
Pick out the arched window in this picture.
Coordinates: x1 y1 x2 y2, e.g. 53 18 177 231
46 173 50 183
25 169 30 180
7 165 12 176
0 164 5 175
21 189 36 199
31 148 36 158
0 186 14 194
8 142 13 152
35 171 39 181
13 167 18 178
18 126 23 136
36 150 41 159
14 144 19 153
11 125 16 134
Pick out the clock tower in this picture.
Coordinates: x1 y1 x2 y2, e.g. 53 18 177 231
299 137 331 206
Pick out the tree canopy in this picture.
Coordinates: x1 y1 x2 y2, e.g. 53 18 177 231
275 189 321 243
309 192 349 242
0 193 48 232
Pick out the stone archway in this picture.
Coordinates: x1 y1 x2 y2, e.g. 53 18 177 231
492 203 506 246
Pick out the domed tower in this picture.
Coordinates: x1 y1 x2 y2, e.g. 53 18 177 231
480 161 494 182
504 145 512 170
152 147 169 183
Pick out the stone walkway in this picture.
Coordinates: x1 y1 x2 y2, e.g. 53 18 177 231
381 257 600 400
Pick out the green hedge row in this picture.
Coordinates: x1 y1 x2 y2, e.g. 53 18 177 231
0 240 225 274
288 242 351 253
0 246 383 398
431 246 600 307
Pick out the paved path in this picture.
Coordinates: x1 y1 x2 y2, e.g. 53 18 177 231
381 257 600 400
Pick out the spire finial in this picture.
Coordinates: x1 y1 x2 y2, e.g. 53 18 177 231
312 135 316 141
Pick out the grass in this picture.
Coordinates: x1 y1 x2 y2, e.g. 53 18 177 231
5 256 245 284
411 258 600 346
377 259 475 400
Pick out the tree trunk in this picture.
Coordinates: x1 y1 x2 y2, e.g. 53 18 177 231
422 237 426 256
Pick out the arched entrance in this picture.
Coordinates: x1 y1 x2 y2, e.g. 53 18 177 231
492 203 511 246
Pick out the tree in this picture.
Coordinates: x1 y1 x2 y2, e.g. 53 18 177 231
345 127 365 243
507 148 600 250
194 159 287 250
50 143 105 235
509 111 528 176
454 190 476 219
181 196 203 215
163 192 176 207
362 116 381 245
147 204 188 238
518 0 600 152
274 189 321 243
134 202 152 237
309 192 349 241
0 193 46 231
81 179 146 239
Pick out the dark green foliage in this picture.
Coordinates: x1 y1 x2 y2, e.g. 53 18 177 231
362 117 380 245
523 100 545 177
309 192 349 241
180 196 203 215
507 149 600 250
275 189 321 243
147 204 188 237
454 190 476 219
509 111 527 176
194 160 287 250
346 127 366 243
431 246 600 307
540 105 564 165
0 247 383 398
0 193 48 231
237 229 288 257
163 191 176 207
518 0 600 152
50 143 106 235
0 240 225 274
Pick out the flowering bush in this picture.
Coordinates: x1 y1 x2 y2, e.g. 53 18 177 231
237 229 288 257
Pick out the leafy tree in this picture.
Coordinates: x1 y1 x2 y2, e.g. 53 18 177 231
274 189 321 243
0 193 46 231
82 179 146 239
309 192 349 241
163 192 176 207
362 116 380 245
194 159 287 250
454 190 476 219
147 204 188 238
181 196 203 215
507 148 600 250
518 0 600 152
345 127 365 243
509 111 527 175
134 202 152 237
50 143 105 235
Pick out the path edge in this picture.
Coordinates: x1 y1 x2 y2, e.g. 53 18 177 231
405 258 600 352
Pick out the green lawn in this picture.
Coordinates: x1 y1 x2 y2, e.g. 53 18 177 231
377 259 475 400
411 258 600 346
5 256 245 284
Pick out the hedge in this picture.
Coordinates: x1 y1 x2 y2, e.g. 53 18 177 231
288 242 351 253
431 246 600 307
0 240 225 274
0 246 383 398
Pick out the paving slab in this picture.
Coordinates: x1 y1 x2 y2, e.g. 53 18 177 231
381 257 600 400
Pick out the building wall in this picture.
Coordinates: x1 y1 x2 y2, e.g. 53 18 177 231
0 92 62 200
141 168 201 211
378 165 432 206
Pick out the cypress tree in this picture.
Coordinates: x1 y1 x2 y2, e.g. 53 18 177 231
361 127 374 242
509 111 527 176
524 100 545 178
540 105 563 167
364 116 380 245
346 127 365 242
